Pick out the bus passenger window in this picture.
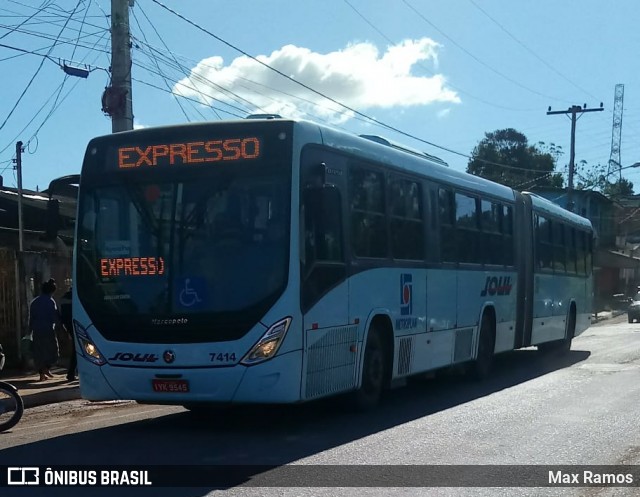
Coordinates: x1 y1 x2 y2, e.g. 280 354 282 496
389 177 423 260
304 190 343 265
438 188 456 262
536 216 553 271
301 186 346 310
349 166 387 258
455 193 480 264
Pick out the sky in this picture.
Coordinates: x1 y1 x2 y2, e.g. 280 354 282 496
1 0 640 193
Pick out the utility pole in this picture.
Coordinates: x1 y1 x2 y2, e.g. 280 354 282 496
15 141 24 252
103 0 134 132
547 103 604 212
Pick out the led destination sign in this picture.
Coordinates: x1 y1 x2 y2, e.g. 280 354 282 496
100 257 165 277
118 137 261 169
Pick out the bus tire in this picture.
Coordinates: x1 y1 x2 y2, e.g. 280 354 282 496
471 313 495 380
538 307 575 355
351 324 386 410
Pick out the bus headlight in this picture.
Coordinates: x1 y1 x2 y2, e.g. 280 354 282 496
241 317 292 366
73 320 107 366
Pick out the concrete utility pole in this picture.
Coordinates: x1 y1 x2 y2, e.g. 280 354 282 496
107 0 134 132
15 141 24 252
547 103 604 212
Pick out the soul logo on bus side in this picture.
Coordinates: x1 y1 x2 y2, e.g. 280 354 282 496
480 276 513 297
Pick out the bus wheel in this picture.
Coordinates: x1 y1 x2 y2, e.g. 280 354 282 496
471 313 494 380
352 325 386 410
538 309 575 355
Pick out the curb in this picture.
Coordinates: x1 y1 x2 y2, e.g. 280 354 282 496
21 387 82 409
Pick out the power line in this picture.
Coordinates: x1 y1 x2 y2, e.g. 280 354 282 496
0 0 53 40
466 0 599 101
131 36 359 124
342 0 537 113
0 41 108 72
401 0 571 104
0 0 85 132
149 0 469 156
1 2 109 38
0 22 110 54
130 7 194 122
136 2 225 121
149 0 572 175
131 77 245 119
129 49 256 115
0 29 109 159
70 0 90 61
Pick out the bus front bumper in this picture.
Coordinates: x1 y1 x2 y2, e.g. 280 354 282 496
78 350 303 404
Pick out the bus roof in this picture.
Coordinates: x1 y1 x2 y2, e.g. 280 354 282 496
84 117 521 204
523 191 594 231
306 120 515 202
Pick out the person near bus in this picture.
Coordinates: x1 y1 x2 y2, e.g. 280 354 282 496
60 286 76 381
29 278 61 382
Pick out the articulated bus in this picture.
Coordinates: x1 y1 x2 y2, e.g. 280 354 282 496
73 117 594 409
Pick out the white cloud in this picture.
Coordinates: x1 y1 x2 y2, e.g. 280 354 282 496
174 39 460 123
437 108 451 119
133 121 147 130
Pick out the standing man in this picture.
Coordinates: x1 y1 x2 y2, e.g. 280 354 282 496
60 286 76 381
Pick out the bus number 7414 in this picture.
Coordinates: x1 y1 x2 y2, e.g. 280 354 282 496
209 353 237 363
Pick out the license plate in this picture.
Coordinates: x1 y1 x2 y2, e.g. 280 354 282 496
151 379 189 393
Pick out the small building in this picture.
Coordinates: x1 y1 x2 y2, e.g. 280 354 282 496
0 175 78 365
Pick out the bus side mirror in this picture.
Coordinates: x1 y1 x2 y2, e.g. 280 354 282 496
44 198 60 240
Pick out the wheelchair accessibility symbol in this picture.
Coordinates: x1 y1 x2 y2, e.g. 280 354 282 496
176 277 207 309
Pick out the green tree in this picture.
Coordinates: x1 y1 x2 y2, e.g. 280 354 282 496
574 160 606 190
467 128 563 190
574 160 634 197
602 177 634 197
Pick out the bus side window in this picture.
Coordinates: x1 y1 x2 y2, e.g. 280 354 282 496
536 215 553 271
576 230 586 275
349 166 387 259
301 186 346 310
438 188 456 262
389 176 424 260
455 192 480 264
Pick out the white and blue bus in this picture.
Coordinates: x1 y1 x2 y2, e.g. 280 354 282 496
73 117 594 409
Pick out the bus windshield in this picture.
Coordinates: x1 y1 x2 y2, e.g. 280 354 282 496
76 166 290 342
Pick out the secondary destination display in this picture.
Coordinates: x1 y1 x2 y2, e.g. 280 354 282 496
100 257 165 277
117 137 261 169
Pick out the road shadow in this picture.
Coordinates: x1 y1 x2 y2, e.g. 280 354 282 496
0 347 590 497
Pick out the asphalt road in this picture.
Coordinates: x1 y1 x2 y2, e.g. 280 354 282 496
1 315 639 497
